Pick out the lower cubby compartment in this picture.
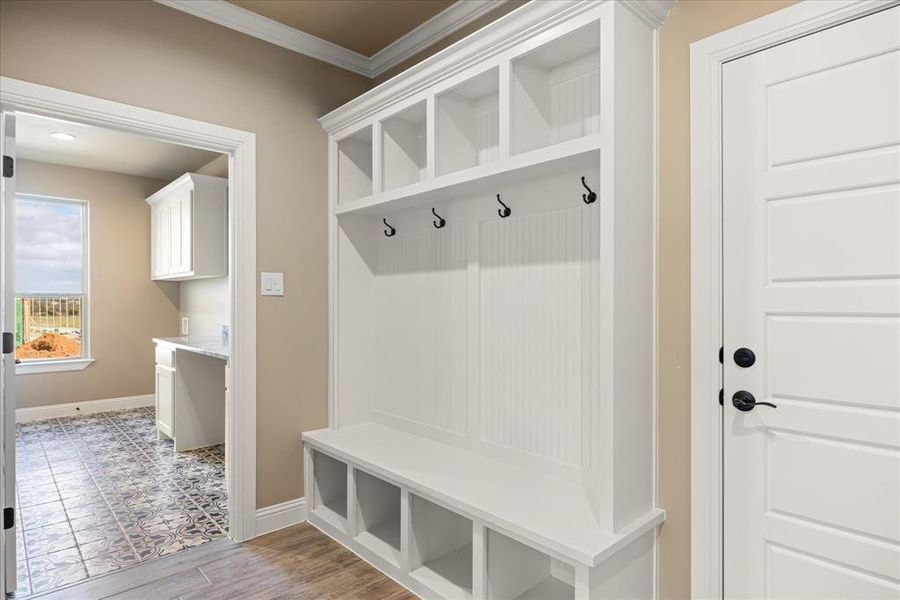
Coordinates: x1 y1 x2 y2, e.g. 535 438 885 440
354 468 402 566
487 529 575 600
311 450 348 527
410 494 474 599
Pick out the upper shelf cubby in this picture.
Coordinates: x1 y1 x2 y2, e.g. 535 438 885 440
382 101 427 192
511 20 601 155
337 126 373 204
436 67 500 176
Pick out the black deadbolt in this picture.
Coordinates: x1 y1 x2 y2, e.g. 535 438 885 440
733 347 756 368
732 390 777 411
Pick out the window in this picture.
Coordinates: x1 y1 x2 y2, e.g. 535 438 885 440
15 195 91 373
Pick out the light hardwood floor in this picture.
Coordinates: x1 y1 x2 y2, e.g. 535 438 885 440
33 523 417 599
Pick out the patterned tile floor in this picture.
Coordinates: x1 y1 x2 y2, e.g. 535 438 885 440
14 407 228 597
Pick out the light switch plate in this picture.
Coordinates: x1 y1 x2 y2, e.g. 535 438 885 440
261 272 284 296
181 317 189 336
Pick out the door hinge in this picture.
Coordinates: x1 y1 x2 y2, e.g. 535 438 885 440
2 155 13 178
719 346 723 364
719 388 724 406
3 507 13 530
2 331 13 354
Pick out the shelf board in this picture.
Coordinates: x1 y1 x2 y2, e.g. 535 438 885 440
355 520 401 566
411 544 473 600
311 502 346 531
334 134 601 217
515 577 574 600
304 423 665 567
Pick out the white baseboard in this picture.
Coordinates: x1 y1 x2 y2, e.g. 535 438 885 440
16 394 155 423
255 497 307 536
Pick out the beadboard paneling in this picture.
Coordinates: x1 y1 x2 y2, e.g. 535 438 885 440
373 226 468 434
479 207 601 465
550 69 600 146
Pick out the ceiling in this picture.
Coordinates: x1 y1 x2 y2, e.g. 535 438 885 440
16 113 222 181
227 0 455 57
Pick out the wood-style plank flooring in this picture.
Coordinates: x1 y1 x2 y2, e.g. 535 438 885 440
33 523 417 599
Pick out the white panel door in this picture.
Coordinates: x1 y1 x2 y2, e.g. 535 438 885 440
723 7 900 599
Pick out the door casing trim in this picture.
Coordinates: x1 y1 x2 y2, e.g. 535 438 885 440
0 76 258 543
689 1 898 597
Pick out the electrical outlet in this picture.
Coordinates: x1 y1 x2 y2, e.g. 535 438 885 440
181 317 190 336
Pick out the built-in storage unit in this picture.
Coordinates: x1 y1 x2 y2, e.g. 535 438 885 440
146 173 227 281
337 127 374 204
153 339 227 452
436 67 500 176
311 450 348 528
382 101 427 191
354 469 402 566
487 530 574 600
410 495 474 599
511 20 601 155
306 1 671 598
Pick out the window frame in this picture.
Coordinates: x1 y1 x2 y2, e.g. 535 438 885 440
14 193 92 375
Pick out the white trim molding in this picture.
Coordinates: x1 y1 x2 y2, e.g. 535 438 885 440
16 357 94 375
320 0 674 136
15 393 154 423
689 1 898 598
154 0 510 79
368 0 509 77
255 497 307 536
1 76 258 544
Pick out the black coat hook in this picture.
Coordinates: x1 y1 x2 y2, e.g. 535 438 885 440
383 218 396 237
581 176 597 205
431 208 446 229
496 194 511 218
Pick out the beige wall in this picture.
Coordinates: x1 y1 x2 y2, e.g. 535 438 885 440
656 1 798 598
15 160 179 409
0 0 371 508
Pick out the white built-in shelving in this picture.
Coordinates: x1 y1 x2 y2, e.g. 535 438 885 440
511 20 601 155
310 1 672 598
337 127 373 204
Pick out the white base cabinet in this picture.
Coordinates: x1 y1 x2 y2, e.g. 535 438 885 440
154 344 226 452
146 172 227 281
311 1 672 598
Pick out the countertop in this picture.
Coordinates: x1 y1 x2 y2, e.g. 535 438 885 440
153 336 229 361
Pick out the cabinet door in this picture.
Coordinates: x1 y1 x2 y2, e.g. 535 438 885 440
155 364 175 439
170 187 193 275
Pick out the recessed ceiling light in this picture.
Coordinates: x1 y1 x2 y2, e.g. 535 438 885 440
49 131 77 141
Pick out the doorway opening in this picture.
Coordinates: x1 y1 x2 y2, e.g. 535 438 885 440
1 77 257 598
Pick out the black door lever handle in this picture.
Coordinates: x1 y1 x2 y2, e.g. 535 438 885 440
732 390 777 412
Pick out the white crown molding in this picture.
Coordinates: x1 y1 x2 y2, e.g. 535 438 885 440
368 0 509 77
154 0 512 79
154 0 371 76
619 0 674 28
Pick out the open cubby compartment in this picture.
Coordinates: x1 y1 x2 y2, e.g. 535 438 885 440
511 19 601 155
410 494 474 599
382 101 427 191
353 468 402 566
436 66 500 176
338 126 374 204
487 530 575 600
311 450 348 528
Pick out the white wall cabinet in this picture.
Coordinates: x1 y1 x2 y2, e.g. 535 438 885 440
146 172 227 281
308 1 672 599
